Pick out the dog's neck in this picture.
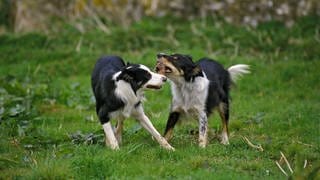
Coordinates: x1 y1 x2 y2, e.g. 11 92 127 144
167 76 185 86
114 79 145 117
168 74 205 88
170 76 208 91
169 75 210 113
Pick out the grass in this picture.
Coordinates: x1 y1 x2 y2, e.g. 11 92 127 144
0 16 319 179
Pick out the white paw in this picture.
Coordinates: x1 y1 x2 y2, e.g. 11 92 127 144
163 144 175 151
199 142 207 148
110 144 120 150
221 139 229 145
106 140 120 150
220 132 229 145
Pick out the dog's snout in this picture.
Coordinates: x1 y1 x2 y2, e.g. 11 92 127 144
161 76 167 82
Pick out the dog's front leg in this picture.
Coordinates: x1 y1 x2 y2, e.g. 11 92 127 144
198 111 208 148
164 112 180 142
134 112 175 151
102 122 119 150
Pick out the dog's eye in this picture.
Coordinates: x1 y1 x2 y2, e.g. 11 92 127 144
165 66 172 73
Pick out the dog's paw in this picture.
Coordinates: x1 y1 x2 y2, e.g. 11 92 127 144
109 144 120 150
164 145 175 151
199 136 207 148
199 142 207 148
106 140 120 150
161 141 175 151
220 132 229 145
220 139 230 145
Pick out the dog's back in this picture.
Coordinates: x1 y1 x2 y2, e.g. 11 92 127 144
197 58 231 91
91 56 125 89
91 56 126 123
155 53 250 147
90 55 174 150
197 58 231 114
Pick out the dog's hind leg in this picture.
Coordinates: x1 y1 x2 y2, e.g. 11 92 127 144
103 122 119 150
115 118 124 144
218 102 229 145
164 112 180 142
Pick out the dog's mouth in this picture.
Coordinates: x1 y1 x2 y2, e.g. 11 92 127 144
146 84 162 90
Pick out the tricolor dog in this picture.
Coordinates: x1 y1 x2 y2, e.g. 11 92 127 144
155 53 250 147
91 56 174 150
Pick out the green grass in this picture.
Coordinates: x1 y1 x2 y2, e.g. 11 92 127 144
0 16 319 179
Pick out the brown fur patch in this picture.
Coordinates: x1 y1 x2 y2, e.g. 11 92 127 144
155 57 182 76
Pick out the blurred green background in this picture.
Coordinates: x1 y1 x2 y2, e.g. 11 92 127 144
1 0 319 33
0 0 319 179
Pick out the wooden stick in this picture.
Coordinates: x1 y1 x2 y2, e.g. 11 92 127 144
0 157 18 164
304 160 307 169
276 161 288 176
76 36 82 52
280 151 294 173
295 140 314 147
243 136 264 152
84 5 110 34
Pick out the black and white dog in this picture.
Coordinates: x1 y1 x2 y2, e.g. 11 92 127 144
91 56 174 150
155 53 250 147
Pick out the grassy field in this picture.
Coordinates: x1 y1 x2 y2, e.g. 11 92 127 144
0 16 319 179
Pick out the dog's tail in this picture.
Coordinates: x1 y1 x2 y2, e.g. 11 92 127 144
228 64 250 83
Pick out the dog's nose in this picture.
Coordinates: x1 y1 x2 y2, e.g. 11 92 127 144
161 76 167 82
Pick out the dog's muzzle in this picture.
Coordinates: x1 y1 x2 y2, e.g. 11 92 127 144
156 59 169 75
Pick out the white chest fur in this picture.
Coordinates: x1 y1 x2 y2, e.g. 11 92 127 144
111 79 145 119
170 76 209 114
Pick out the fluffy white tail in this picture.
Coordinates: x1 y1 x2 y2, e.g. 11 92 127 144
228 64 250 82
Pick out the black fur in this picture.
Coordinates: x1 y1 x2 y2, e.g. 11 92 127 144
197 58 231 116
158 54 231 140
164 112 180 134
91 56 151 124
157 53 203 82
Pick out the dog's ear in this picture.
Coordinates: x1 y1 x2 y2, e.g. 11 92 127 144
192 66 201 75
176 55 199 81
126 62 133 66
185 55 193 61
117 68 134 82
184 65 201 82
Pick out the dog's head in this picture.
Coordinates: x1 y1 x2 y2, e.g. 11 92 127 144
155 53 202 82
117 64 167 92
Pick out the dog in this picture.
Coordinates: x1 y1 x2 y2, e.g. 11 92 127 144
155 53 250 147
91 55 174 150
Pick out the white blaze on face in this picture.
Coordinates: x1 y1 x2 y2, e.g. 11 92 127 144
140 65 166 89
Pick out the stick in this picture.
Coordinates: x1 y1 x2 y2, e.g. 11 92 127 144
0 157 18 164
276 161 288 176
295 140 314 147
84 5 110 34
280 151 294 173
76 36 83 52
243 136 264 152
304 159 307 169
